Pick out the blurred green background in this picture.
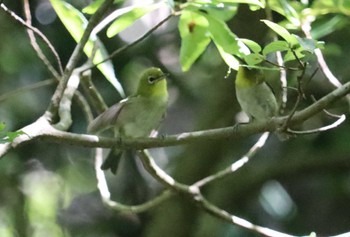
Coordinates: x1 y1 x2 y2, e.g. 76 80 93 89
0 0 350 236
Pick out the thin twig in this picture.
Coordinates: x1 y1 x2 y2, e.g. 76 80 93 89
0 2 63 76
137 150 297 237
280 49 309 131
0 79 55 103
264 1 288 113
301 17 350 110
23 0 62 78
287 114 346 134
94 148 173 213
80 70 108 114
83 13 175 73
193 132 270 187
73 90 94 124
46 0 115 122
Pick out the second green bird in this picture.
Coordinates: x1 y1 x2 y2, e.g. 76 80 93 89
88 67 169 174
235 65 278 122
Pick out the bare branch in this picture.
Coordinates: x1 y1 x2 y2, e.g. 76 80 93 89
193 132 270 187
80 70 108 115
0 1 63 77
287 114 346 134
1 80 349 158
0 79 55 103
301 17 350 109
264 1 288 113
46 0 115 121
95 148 173 213
23 0 63 78
137 150 297 237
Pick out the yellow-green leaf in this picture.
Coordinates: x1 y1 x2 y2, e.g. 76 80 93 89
179 10 211 71
261 19 298 45
49 0 125 97
107 4 160 38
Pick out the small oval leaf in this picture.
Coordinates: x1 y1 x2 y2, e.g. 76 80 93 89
107 4 160 38
263 40 289 55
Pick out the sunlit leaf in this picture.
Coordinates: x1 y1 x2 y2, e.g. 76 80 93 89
204 14 239 54
244 53 264 65
185 2 238 21
262 40 289 55
82 0 104 14
107 4 160 38
261 20 298 45
213 0 265 8
217 45 240 70
83 0 124 14
272 0 300 26
178 10 211 71
239 38 261 53
49 0 125 97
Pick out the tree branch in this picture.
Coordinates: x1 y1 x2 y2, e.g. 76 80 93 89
95 148 174 213
137 150 298 237
1 79 349 158
23 0 63 78
45 0 114 121
0 1 63 78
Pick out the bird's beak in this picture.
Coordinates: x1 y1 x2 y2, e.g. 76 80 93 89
156 73 169 81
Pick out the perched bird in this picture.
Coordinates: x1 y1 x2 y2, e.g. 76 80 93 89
235 65 278 122
88 67 169 174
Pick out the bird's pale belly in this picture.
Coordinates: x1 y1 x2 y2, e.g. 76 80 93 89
116 99 166 138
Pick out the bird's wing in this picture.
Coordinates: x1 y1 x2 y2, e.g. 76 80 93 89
87 98 129 134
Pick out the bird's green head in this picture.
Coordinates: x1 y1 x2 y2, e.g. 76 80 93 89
235 66 264 88
136 67 168 98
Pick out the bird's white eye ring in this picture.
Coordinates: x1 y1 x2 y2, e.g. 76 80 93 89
148 76 157 84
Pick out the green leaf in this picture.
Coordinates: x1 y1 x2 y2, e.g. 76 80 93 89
82 0 104 14
49 0 125 97
6 131 25 142
244 53 264 65
185 2 238 21
178 10 211 71
204 14 239 54
279 0 300 25
83 0 124 14
261 20 298 45
107 4 160 38
262 40 289 55
284 48 305 62
217 45 240 70
271 0 300 26
213 0 265 8
311 0 350 16
294 35 319 53
239 38 261 53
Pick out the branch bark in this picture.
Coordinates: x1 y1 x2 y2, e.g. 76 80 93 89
1 79 349 158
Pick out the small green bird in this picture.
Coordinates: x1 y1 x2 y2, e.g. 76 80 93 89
88 67 168 174
235 65 278 122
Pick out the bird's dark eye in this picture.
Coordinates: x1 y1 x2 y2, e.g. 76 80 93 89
148 76 157 84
